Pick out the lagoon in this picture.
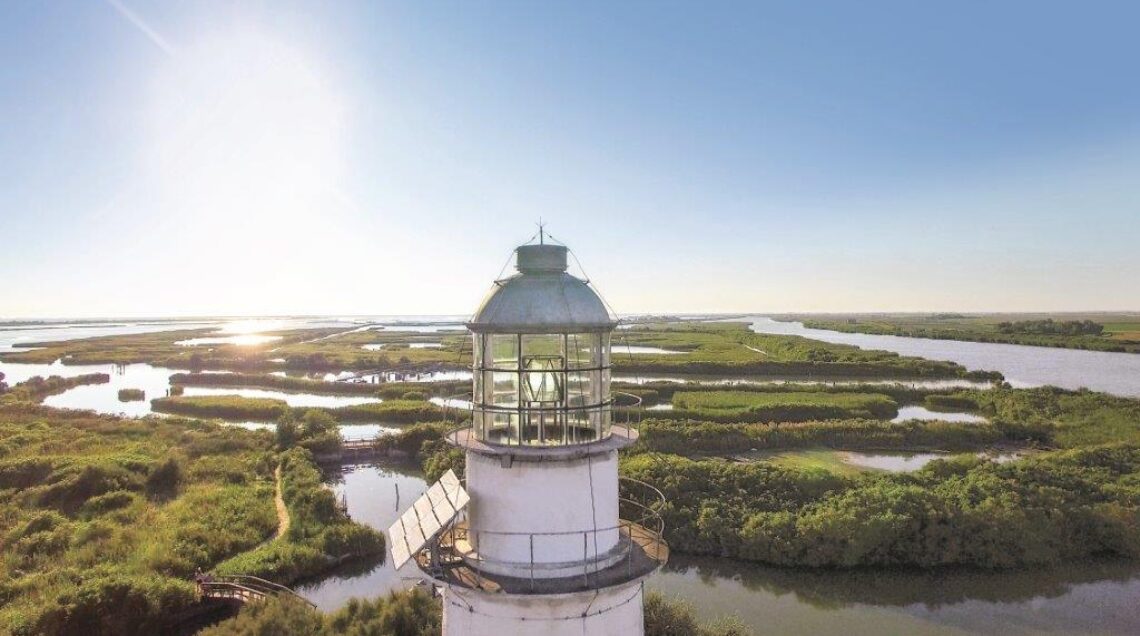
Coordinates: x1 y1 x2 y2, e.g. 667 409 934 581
892 405 987 423
302 460 1140 635
746 317 1140 397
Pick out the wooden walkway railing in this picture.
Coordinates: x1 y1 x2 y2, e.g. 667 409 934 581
197 575 315 608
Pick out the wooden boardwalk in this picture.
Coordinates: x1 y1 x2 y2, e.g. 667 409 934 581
312 438 387 464
197 575 315 608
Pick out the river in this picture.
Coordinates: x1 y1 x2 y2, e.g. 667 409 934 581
306 462 1140 634
746 317 1140 397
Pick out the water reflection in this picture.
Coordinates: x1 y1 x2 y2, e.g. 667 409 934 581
614 345 685 355
175 335 282 346
38 362 182 417
892 406 987 423
837 451 956 472
614 374 993 390
361 342 444 351
653 555 1140 635
180 387 382 409
746 317 1140 398
0 320 220 354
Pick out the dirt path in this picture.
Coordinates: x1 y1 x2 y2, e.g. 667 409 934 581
274 464 290 539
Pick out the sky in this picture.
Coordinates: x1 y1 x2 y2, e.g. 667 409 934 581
1 1 1138 318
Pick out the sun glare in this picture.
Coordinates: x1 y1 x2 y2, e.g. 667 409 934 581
145 28 348 251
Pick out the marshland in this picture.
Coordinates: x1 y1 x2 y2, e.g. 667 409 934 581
4 315 1140 635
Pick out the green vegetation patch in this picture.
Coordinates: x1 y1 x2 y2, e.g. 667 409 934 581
214 445 384 582
642 418 1006 455
623 444 1140 568
964 386 1140 448
0 405 277 635
796 313 1140 353
170 372 380 396
117 388 146 402
0 373 109 405
670 390 898 422
152 395 290 421
199 588 441 636
613 321 998 379
150 394 445 424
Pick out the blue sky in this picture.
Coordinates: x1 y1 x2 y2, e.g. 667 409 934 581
2 1 1138 317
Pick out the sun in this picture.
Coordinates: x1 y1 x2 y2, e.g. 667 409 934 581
144 27 349 250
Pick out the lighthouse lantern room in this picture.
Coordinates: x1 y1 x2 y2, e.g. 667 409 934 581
389 234 668 636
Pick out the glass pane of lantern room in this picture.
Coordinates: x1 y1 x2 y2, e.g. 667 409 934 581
522 334 563 360
566 371 591 408
472 334 485 369
567 333 598 369
492 372 518 408
566 371 595 408
491 334 518 370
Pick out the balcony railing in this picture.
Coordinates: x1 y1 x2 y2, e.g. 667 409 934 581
414 476 667 594
436 391 644 450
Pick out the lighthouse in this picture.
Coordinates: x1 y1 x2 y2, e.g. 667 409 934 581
389 235 668 635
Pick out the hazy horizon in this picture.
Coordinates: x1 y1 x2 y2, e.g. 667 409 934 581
3 1 1139 317
4 310 1140 324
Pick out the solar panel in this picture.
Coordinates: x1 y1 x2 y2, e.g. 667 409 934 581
388 469 469 570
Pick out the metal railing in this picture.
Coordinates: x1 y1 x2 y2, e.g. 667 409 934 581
197 575 315 608
438 391 644 449
420 477 667 593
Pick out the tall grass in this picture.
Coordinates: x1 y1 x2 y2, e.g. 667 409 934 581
670 391 898 422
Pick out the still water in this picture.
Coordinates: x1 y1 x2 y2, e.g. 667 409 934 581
0 359 382 421
614 345 685 355
836 450 1021 472
303 464 1140 634
362 342 444 351
892 406 987 423
614 374 994 390
746 317 1140 398
654 555 1140 635
297 461 429 610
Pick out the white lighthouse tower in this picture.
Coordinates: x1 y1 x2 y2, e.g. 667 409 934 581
389 235 668 636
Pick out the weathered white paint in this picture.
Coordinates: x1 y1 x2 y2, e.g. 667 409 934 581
442 580 645 636
465 449 620 577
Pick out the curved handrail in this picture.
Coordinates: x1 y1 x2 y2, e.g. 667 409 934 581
198 575 315 608
424 475 667 592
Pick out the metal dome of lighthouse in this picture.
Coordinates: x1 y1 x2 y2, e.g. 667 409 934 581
465 230 621 447
469 242 616 332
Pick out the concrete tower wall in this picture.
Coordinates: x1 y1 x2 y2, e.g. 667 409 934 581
442 580 645 636
465 450 620 572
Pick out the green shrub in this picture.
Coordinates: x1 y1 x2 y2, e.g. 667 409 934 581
623 444 1140 568
644 591 751 636
117 389 145 402
145 457 183 500
79 491 139 517
925 394 980 410
151 395 290 421
641 418 1003 455
671 391 898 422
201 588 441 636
